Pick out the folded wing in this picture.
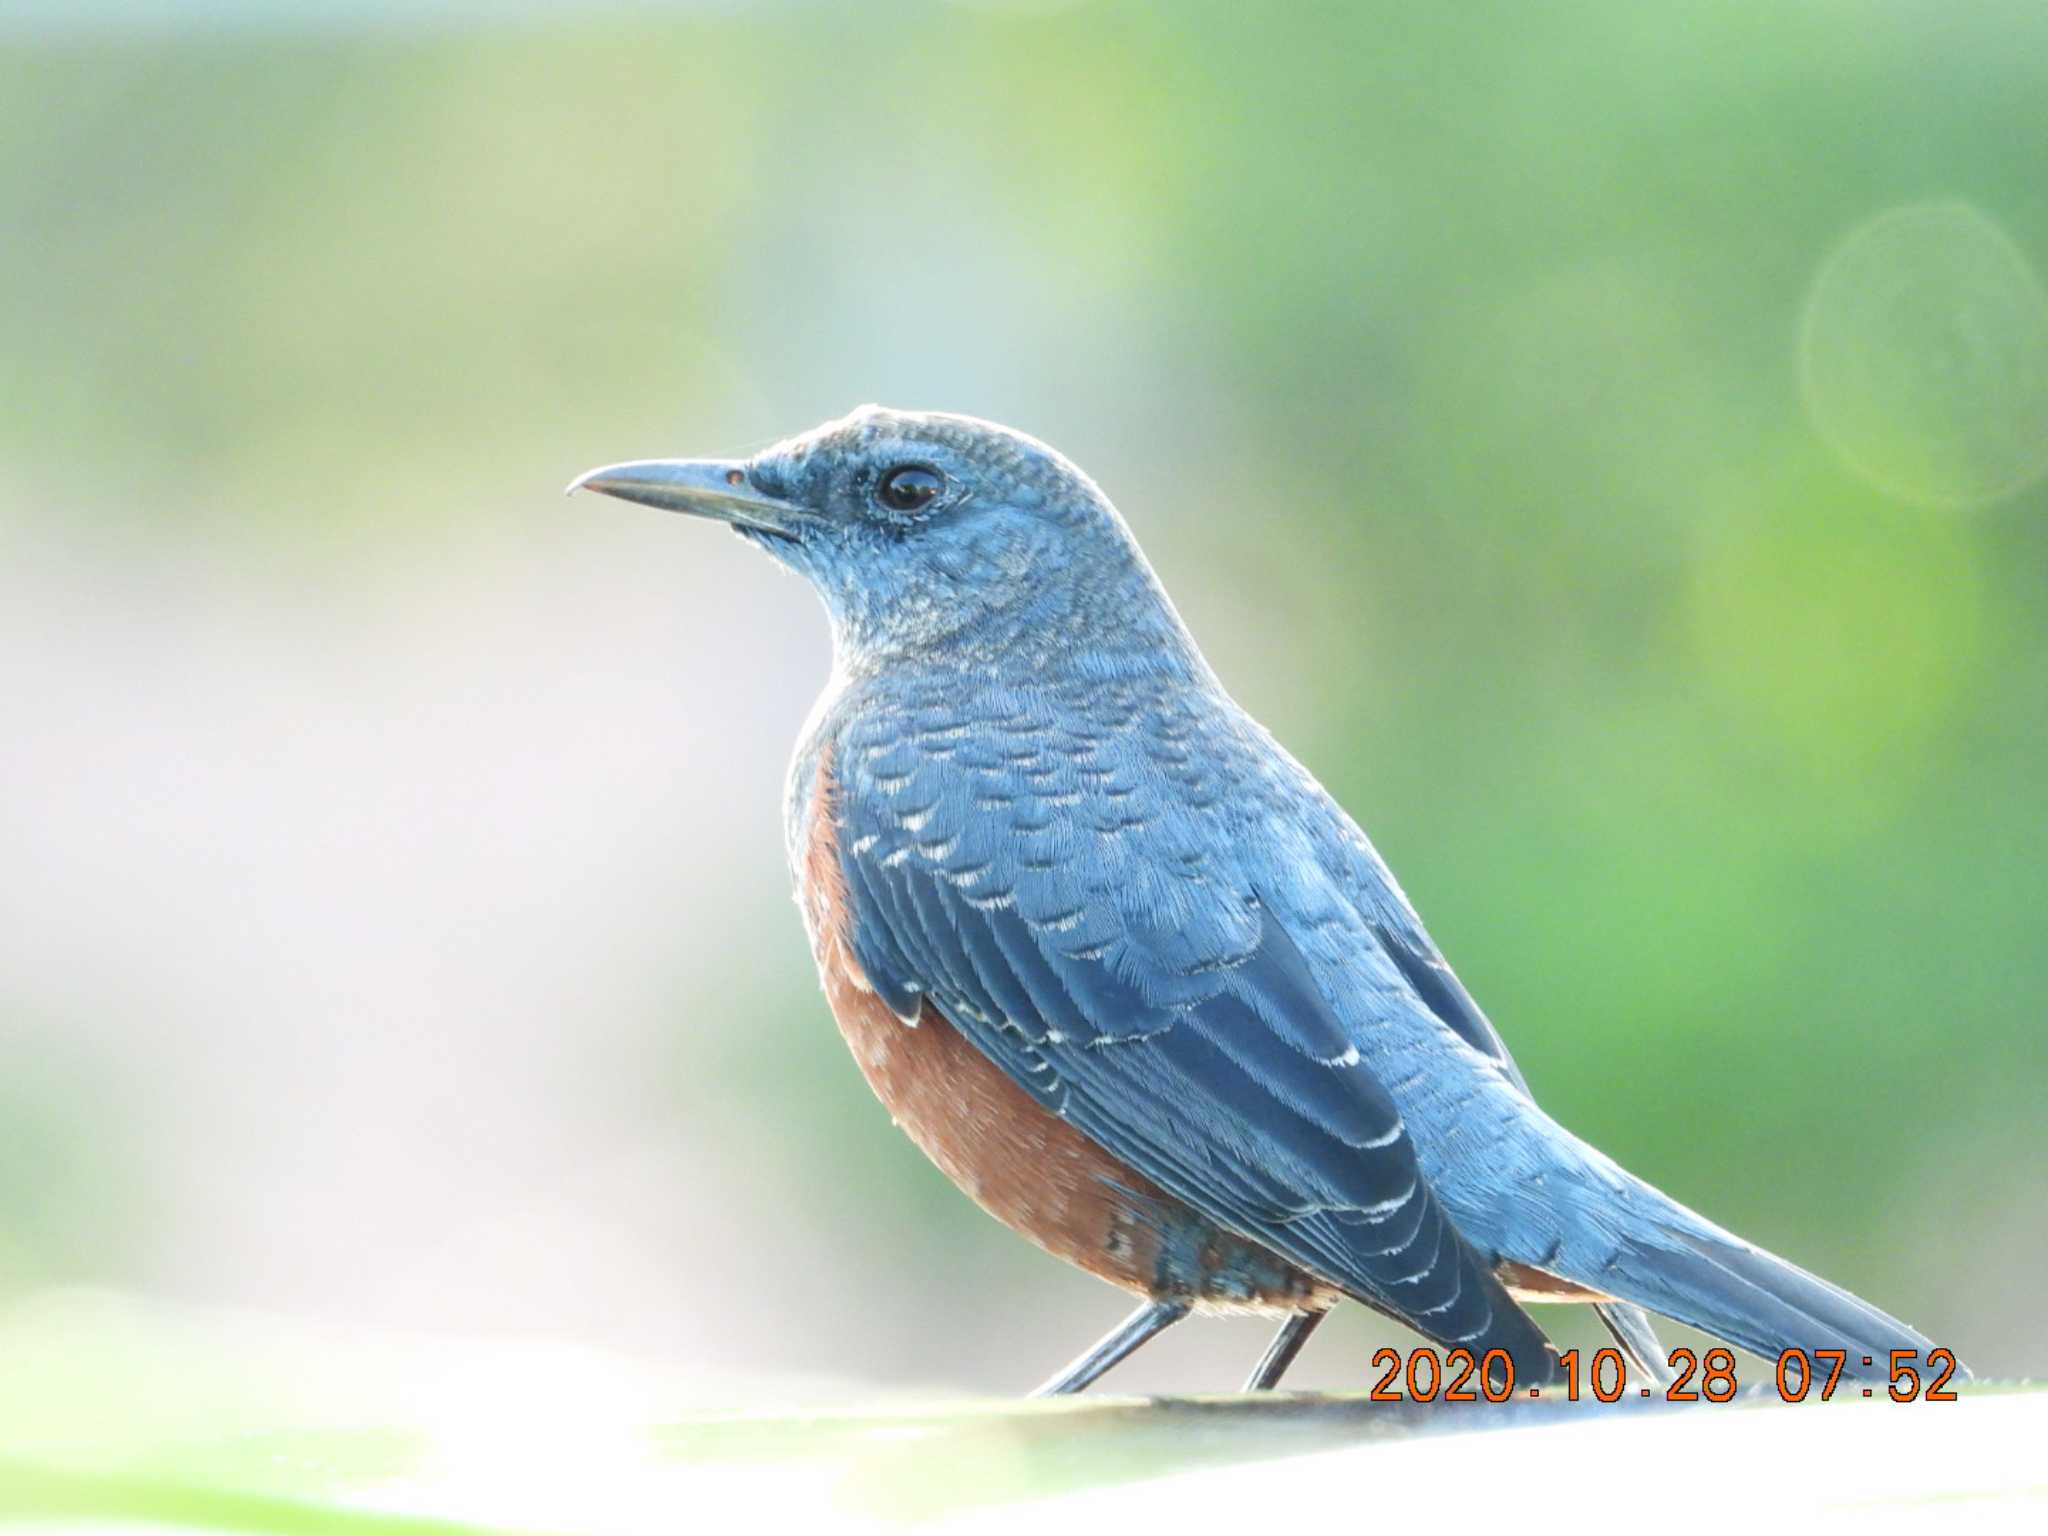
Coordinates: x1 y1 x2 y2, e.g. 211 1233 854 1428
834 706 1557 1381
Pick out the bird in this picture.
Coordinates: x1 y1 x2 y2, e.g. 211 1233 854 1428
570 405 1954 1396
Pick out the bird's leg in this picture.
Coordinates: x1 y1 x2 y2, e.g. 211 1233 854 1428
1030 1299 1190 1396
1594 1302 1673 1387
1244 1308 1329 1391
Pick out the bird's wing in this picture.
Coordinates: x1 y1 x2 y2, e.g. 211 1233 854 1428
832 693 1553 1374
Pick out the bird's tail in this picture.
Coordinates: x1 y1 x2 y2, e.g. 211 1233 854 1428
1571 1176 1958 1383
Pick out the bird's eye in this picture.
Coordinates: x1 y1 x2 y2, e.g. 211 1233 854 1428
876 465 945 514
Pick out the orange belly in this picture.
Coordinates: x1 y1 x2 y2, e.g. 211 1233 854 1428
798 751 1329 1315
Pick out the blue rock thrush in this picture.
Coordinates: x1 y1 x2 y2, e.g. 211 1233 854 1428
571 406 1952 1395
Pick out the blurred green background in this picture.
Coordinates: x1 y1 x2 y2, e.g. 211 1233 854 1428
2 0 2042 1400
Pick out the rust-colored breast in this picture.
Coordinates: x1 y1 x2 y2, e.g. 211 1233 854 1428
799 751 1328 1315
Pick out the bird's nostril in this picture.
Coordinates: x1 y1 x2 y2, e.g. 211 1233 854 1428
725 469 745 487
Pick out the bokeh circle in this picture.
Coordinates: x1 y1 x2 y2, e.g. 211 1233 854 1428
1800 201 2048 509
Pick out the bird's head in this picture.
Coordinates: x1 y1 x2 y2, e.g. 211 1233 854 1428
570 405 1195 672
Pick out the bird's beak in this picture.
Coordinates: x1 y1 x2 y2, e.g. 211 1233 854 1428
565 458 802 539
